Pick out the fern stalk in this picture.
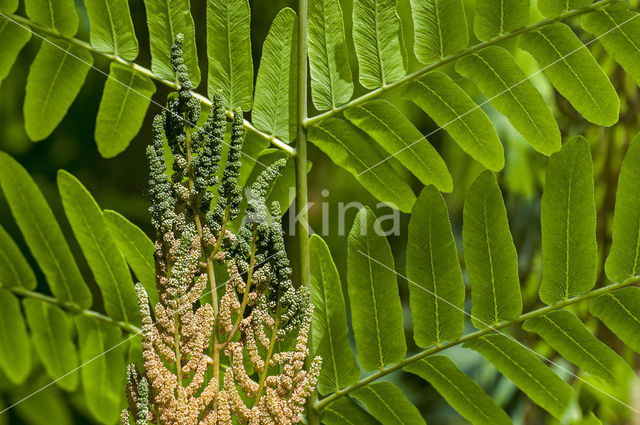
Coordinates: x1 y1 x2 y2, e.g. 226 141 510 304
294 0 319 423
313 273 640 412
303 0 618 127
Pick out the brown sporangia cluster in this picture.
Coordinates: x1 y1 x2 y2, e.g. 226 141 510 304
121 34 320 425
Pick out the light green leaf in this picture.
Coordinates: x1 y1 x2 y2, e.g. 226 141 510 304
474 0 530 41
58 170 139 326
410 0 468 63
310 235 360 395
76 316 125 425
0 288 30 384
240 150 296 217
407 186 464 347
540 137 596 304
0 153 92 308
538 0 592 18
464 333 573 418
455 46 561 155
348 207 406 371
519 23 619 126
605 133 640 281
83 0 138 60
12 375 72 425
308 0 353 111
206 0 253 110
143 0 199 85
23 299 78 391
0 0 17 12
253 8 297 142
352 0 406 89
352 381 426 425
103 210 158 307
344 99 452 192
322 397 378 425
401 71 504 171
95 63 156 158
573 413 602 425
237 132 270 188
591 287 640 354
464 171 522 328
24 38 93 141
308 118 416 213
405 356 511 425
582 2 640 87
0 17 31 83
24 0 78 36
0 224 36 290
523 310 634 384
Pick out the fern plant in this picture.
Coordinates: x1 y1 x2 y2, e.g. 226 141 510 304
310 133 640 425
1 0 640 424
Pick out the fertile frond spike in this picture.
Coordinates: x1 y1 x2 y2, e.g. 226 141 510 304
128 43 318 422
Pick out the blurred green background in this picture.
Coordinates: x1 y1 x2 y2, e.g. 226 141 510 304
1 0 640 423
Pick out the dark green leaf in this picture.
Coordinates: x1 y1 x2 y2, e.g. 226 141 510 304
308 0 353 111
310 234 360 395
464 171 521 327
605 133 640 282
538 0 592 18
540 137 596 304
524 310 634 384
464 333 573 418
0 224 36 290
401 71 504 171
407 186 464 347
23 299 78 391
308 118 416 213
474 0 530 41
322 397 378 425
206 0 253 110
404 356 511 425
410 0 468 63
83 0 138 60
76 316 126 425
24 0 78 36
345 99 452 191
519 23 619 126
0 288 30 384
253 8 297 142
12 375 72 425
352 0 406 89
103 210 158 307
0 17 31 83
58 170 139 326
24 38 93 141
348 208 406 371
352 381 426 425
0 153 92 308
95 63 156 158
143 0 199 85
455 46 561 155
582 2 640 87
590 287 640 354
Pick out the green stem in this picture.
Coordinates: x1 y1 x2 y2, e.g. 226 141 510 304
314 275 640 411
303 0 617 127
296 0 311 295
295 0 318 423
1 12 296 157
7 286 141 334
